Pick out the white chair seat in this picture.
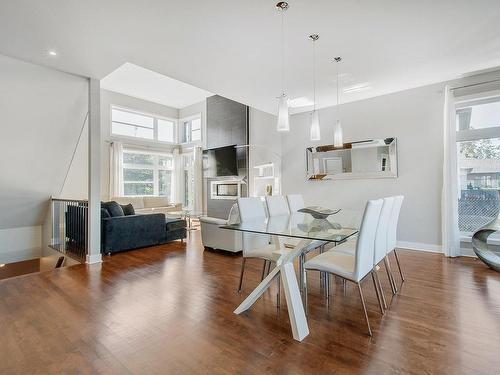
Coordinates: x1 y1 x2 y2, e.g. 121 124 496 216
331 240 356 255
246 244 288 262
304 251 356 281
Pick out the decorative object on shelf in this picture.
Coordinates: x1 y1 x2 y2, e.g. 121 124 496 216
333 57 343 147
276 2 290 132
298 206 341 219
306 138 398 181
309 34 321 141
266 184 273 196
472 194 500 272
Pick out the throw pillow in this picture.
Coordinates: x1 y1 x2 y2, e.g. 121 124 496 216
101 207 111 219
121 203 135 216
102 201 124 217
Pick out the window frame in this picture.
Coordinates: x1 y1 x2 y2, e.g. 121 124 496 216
110 105 178 145
122 148 175 199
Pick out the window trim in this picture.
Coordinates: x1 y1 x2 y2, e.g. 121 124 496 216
110 105 178 145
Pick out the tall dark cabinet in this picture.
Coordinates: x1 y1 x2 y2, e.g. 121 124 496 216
204 95 249 219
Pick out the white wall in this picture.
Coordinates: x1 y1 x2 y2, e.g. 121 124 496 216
0 226 41 263
0 53 88 257
282 83 445 250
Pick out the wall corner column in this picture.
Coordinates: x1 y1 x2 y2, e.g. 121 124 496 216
87 78 102 264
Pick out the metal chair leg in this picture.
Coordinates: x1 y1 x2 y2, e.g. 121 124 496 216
384 256 398 294
261 260 267 281
238 258 246 293
394 249 405 282
371 271 385 315
276 274 281 308
303 267 308 315
325 274 330 306
374 269 387 310
357 282 373 337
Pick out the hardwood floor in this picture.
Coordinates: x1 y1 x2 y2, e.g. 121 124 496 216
1 232 499 374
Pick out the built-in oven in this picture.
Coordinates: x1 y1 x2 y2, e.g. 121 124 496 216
210 180 242 200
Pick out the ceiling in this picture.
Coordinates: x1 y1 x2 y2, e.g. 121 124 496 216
1 0 500 115
101 63 212 109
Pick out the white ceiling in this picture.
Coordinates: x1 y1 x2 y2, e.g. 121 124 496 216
100 63 212 109
1 0 500 115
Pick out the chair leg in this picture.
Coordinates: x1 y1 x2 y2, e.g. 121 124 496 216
384 256 398 295
261 260 267 281
276 275 281 308
374 269 388 310
325 274 330 306
238 258 246 293
371 271 385 315
357 282 373 337
266 260 271 276
299 254 305 293
394 249 405 282
303 267 308 315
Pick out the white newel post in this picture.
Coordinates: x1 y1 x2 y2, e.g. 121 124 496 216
87 78 102 264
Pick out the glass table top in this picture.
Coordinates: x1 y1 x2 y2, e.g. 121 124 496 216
221 213 358 243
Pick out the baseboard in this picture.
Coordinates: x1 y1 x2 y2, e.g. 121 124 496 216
396 241 443 253
86 253 102 264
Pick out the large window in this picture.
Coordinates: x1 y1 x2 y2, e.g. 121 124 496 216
122 149 174 200
112 107 176 143
181 116 202 143
456 96 500 235
182 153 195 208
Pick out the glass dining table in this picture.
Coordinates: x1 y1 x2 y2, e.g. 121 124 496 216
221 213 358 342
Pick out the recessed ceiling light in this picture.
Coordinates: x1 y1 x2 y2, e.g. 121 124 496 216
343 83 371 93
48 50 57 56
289 96 314 108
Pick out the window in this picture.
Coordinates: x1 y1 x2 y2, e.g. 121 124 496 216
181 116 202 143
122 149 174 200
456 96 500 235
112 107 176 143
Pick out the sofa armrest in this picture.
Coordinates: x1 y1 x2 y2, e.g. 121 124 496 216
101 213 166 253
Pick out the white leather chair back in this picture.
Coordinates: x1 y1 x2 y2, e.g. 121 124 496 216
374 197 394 265
237 197 267 221
266 196 290 216
286 194 305 212
227 203 240 224
387 195 404 252
354 199 383 281
237 197 270 256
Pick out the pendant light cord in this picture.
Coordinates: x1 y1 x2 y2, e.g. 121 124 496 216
281 9 285 96
336 59 340 117
313 39 316 111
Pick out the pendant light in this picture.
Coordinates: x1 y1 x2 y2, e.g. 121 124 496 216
276 2 290 132
333 57 343 147
309 34 320 141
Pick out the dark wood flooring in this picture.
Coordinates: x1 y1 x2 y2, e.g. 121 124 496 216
1 232 499 374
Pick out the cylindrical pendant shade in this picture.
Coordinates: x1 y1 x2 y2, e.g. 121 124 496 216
310 110 320 141
277 94 290 132
333 119 343 147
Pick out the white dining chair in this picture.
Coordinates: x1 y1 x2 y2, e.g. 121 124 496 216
266 196 295 249
237 197 286 306
303 199 384 336
387 195 405 286
286 194 305 212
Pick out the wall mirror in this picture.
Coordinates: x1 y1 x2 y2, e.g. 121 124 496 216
306 138 398 180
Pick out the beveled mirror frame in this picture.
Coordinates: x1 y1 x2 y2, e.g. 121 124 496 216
306 138 398 181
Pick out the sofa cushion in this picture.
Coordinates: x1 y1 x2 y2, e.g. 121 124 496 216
143 196 170 208
121 203 135 216
102 201 124 217
110 196 145 209
165 218 187 231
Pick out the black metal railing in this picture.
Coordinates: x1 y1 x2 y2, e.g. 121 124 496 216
51 198 88 261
